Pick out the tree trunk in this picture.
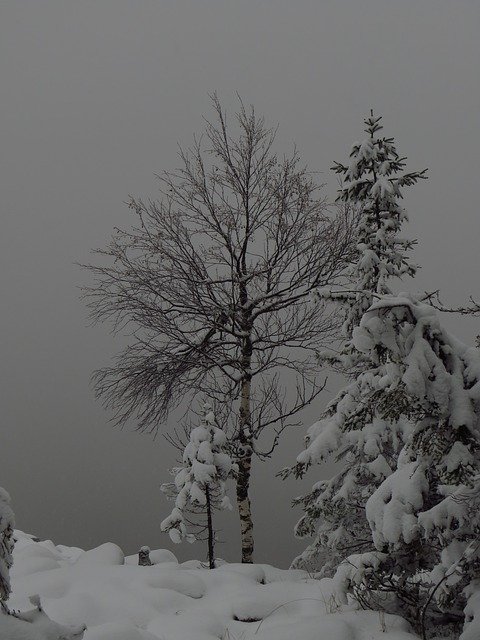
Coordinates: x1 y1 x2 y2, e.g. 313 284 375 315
236 269 254 563
205 486 215 569
237 373 254 563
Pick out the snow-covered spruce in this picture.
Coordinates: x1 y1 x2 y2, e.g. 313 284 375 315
289 113 426 574
161 404 237 568
326 111 426 347
324 295 480 636
0 487 15 605
289 322 413 575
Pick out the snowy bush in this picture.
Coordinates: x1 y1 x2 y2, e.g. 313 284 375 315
0 487 15 604
161 403 237 567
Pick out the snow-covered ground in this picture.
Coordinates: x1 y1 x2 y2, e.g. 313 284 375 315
2 531 419 640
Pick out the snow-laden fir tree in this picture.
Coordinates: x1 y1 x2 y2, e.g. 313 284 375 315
329 295 480 637
161 403 237 568
288 112 427 573
0 487 15 607
289 327 413 575
329 111 427 343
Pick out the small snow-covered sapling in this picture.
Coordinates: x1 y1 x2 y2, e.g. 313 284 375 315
161 403 237 568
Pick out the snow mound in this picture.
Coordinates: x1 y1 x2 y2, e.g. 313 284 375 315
138 570 205 598
75 543 124 566
3 533 420 640
0 594 86 640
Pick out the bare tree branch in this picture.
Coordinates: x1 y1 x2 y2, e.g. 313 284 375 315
80 95 357 561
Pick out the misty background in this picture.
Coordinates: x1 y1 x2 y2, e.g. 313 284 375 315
1 0 479 567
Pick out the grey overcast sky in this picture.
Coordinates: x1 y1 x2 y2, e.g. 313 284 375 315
1 0 479 567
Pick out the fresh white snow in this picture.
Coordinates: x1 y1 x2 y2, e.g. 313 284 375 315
1 530 420 640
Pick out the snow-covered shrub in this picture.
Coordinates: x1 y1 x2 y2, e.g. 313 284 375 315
161 403 237 567
0 487 15 604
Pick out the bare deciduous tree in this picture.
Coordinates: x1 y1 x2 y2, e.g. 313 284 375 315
82 95 355 562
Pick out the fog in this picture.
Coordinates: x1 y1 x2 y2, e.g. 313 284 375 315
1 0 479 566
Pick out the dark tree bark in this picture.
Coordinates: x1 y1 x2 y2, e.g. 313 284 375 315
205 486 215 569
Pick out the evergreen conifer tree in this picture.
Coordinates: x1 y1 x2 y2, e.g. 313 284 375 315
288 112 426 572
161 403 237 568
330 111 426 343
330 296 480 637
